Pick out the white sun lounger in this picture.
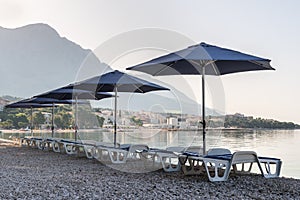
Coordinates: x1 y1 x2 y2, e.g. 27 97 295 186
140 146 185 172
181 148 282 182
41 139 100 159
203 150 282 181
92 144 149 164
19 137 32 147
91 142 122 163
58 139 102 159
203 151 264 181
19 136 51 150
23 137 44 149
36 138 62 152
179 146 205 175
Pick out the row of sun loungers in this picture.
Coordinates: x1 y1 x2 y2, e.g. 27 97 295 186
18 136 282 182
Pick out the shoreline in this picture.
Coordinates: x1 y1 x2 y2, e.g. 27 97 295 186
0 140 299 199
0 128 110 134
1 127 299 134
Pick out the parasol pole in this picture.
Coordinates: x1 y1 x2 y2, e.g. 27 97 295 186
114 87 118 147
30 107 33 137
202 65 206 155
75 96 78 141
51 103 54 138
114 86 118 147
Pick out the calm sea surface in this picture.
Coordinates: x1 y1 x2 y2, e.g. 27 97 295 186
2 129 299 179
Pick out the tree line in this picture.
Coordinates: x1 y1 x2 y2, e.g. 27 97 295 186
1 105 299 130
0 105 105 130
224 115 300 129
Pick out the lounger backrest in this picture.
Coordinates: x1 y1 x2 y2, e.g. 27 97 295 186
98 142 120 148
207 148 231 156
81 140 97 145
129 144 149 153
184 146 203 155
231 151 258 164
166 146 185 153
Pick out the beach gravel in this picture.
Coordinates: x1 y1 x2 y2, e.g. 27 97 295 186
0 140 299 200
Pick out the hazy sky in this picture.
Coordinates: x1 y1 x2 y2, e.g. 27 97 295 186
1 0 300 123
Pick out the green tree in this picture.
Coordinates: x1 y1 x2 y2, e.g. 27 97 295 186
18 122 28 128
61 113 72 129
54 116 63 129
97 116 105 127
15 113 29 128
33 112 45 129
130 116 143 126
0 119 13 129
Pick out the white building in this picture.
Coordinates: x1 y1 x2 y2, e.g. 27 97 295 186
167 117 178 128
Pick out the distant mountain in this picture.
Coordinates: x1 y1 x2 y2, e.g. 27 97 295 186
0 23 111 97
0 97 10 105
0 96 11 111
0 23 220 116
0 95 21 102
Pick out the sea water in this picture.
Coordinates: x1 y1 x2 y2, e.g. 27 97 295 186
2 129 299 179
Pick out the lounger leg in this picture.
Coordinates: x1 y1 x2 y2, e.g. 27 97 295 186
182 158 204 175
26 139 32 147
37 140 45 150
84 146 94 159
91 147 100 160
52 142 60 153
232 162 253 174
64 143 78 155
107 149 127 164
259 158 282 178
203 158 231 182
160 156 181 172
20 138 28 147
41 141 51 151
29 140 36 148
94 148 111 162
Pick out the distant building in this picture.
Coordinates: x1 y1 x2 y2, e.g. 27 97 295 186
41 112 52 129
178 121 188 129
150 118 159 124
167 117 178 128
121 118 131 126
167 117 178 125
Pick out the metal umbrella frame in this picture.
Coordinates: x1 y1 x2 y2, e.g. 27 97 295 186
73 70 169 146
127 42 275 155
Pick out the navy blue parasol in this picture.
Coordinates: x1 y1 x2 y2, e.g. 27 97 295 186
73 70 169 146
5 102 54 108
127 42 275 155
35 88 113 100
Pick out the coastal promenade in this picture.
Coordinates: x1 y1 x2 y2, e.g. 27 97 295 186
0 140 299 199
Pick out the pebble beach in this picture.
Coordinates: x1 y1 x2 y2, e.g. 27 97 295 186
0 140 300 200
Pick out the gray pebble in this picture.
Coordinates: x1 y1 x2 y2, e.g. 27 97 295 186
0 141 299 199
